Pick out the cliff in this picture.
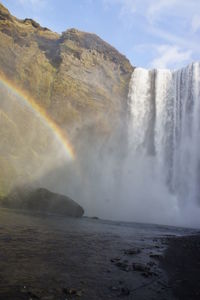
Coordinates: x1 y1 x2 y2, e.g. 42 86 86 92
0 3 133 196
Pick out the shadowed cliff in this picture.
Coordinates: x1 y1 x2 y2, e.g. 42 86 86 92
0 187 84 217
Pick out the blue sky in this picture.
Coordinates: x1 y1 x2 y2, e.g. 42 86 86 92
1 0 200 69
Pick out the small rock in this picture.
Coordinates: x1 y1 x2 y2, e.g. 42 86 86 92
110 257 121 263
124 248 141 255
141 271 154 278
110 286 118 291
149 254 162 259
107 269 111 273
147 261 156 267
132 263 150 272
76 290 83 297
119 287 130 296
27 292 40 299
63 288 83 297
116 261 131 272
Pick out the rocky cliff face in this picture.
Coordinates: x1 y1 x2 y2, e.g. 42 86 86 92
0 3 133 196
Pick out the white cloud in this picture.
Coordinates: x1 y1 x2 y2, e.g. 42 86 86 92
150 45 192 69
192 14 200 33
105 0 200 28
147 0 179 23
104 0 180 20
104 0 200 67
103 0 200 39
148 25 200 53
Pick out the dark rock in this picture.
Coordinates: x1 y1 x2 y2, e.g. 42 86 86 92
63 287 83 297
109 285 130 296
23 18 50 31
142 272 150 278
110 286 118 291
106 269 111 273
110 257 121 263
132 263 150 272
147 261 156 267
0 186 84 217
124 248 141 255
116 261 132 272
149 254 162 259
119 287 130 296
111 257 132 272
141 270 155 277
27 291 40 299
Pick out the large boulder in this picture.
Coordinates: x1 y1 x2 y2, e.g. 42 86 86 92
0 187 84 217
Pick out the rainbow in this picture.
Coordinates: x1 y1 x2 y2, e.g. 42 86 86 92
0 74 75 160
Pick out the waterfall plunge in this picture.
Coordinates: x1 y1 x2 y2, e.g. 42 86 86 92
36 62 200 228
127 62 200 227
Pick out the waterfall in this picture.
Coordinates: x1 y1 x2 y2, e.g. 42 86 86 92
128 62 200 207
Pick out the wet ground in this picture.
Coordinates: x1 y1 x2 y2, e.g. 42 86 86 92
0 208 197 299
162 235 200 300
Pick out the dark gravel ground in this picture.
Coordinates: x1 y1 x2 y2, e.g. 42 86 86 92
161 234 200 300
0 208 197 300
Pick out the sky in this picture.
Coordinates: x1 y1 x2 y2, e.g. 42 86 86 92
1 0 200 69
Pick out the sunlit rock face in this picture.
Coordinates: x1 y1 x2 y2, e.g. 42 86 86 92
128 63 200 208
0 3 133 196
0 3 133 133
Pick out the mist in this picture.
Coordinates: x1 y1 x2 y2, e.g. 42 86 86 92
37 62 200 229
38 134 199 229
1 63 200 229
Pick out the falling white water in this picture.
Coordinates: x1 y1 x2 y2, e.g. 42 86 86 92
128 62 200 225
33 62 200 227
